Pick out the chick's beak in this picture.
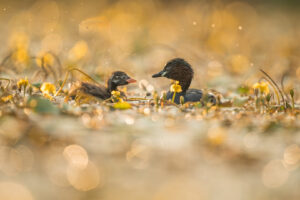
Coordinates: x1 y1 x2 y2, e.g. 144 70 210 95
126 78 137 83
152 70 165 78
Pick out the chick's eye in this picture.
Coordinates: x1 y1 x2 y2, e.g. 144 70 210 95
208 96 216 104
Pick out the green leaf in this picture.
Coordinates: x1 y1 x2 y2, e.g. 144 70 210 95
27 96 59 114
113 102 132 110
32 82 42 88
233 97 249 107
237 85 250 95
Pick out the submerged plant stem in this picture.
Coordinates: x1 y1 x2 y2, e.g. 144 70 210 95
172 91 176 103
260 69 285 106
0 77 11 89
55 67 100 96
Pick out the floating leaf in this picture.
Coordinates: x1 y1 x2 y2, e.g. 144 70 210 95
27 96 59 114
237 85 250 95
113 101 132 110
32 82 42 88
233 96 249 107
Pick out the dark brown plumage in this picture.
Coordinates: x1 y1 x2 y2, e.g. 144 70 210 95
68 71 136 100
152 58 216 104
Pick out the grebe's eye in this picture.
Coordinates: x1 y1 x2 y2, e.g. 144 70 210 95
166 65 173 72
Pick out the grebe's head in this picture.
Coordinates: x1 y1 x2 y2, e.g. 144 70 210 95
110 71 136 86
152 58 194 91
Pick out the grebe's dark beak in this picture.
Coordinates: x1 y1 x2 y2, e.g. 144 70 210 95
152 70 167 78
126 78 137 83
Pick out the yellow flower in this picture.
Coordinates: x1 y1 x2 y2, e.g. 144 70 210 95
1 95 13 102
111 90 123 102
17 78 29 89
170 81 182 93
111 90 120 96
111 90 121 98
252 81 269 95
40 82 56 95
260 82 270 94
36 52 54 67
